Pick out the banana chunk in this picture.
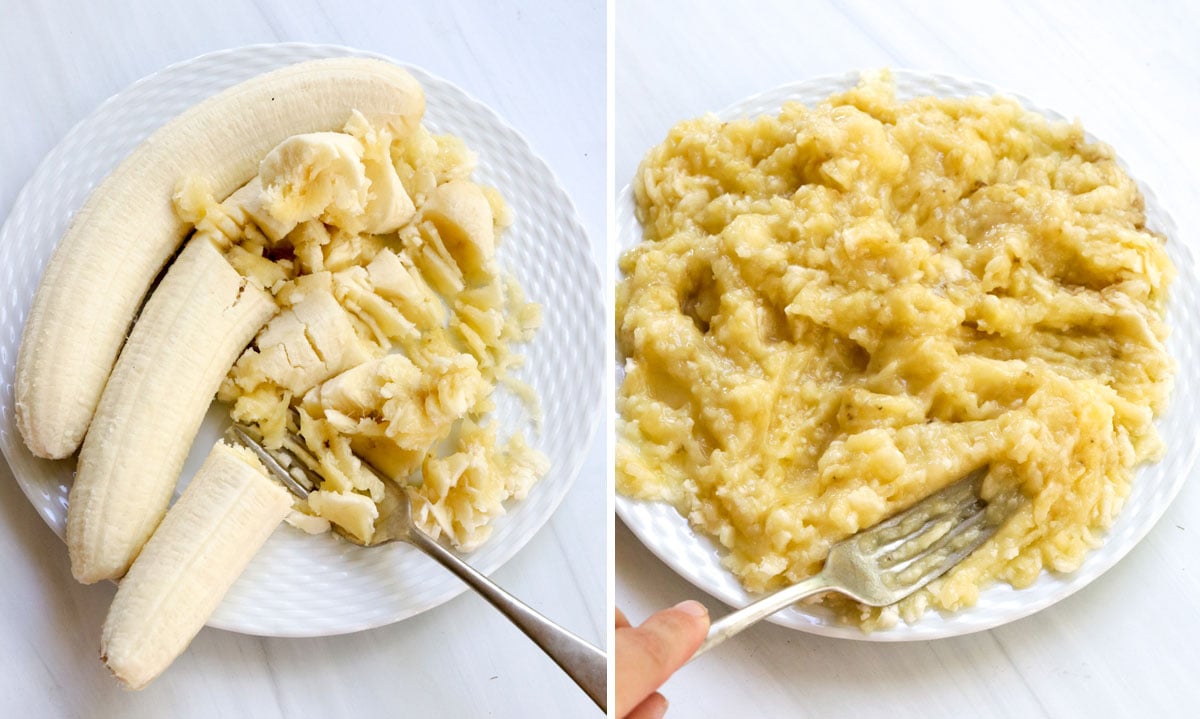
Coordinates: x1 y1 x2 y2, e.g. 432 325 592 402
306 490 378 544
289 352 493 517
303 352 490 451
234 176 296 244
345 110 416 234
101 441 292 690
420 180 496 282
259 131 370 234
365 249 446 329
230 287 376 398
254 110 418 238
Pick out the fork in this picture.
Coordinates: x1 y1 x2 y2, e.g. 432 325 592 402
226 424 607 711
692 465 1011 658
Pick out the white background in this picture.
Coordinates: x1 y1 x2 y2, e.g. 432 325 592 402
0 1 604 717
616 0 1200 717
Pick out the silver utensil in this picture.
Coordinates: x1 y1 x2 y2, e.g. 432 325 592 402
227 423 607 711
693 465 1011 658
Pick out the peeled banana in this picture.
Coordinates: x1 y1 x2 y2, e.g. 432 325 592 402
67 238 276 584
101 441 292 690
15 57 425 459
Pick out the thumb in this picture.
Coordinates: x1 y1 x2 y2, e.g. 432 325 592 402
616 601 710 716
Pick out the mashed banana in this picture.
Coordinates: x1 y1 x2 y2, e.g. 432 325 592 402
177 107 545 551
617 73 1174 627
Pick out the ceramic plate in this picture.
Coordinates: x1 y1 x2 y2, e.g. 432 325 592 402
615 69 1200 640
0 43 603 637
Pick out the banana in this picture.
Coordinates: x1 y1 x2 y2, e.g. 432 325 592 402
420 180 496 282
15 57 425 459
228 284 377 398
302 352 490 451
305 489 378 544
344 110 417 233
258 131 371 234
101 440 292 690
67 238 276 583
364 248 446 329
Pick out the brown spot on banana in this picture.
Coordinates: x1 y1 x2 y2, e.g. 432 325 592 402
15 57 425 459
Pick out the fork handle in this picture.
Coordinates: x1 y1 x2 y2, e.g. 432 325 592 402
690 573 835 661
407 529 607 711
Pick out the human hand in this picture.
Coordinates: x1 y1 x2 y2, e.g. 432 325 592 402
615 601 710 718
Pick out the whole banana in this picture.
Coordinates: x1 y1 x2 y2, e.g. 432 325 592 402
68 237 276 583
15 57 425 459
101 440 292 690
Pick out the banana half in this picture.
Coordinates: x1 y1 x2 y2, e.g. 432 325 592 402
101 441 293 690
67 236 276 583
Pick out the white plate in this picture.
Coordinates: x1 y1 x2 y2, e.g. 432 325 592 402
615 69 1200 641
0 43 603 637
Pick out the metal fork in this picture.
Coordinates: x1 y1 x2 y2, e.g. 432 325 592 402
693 465 1011 658
226 424 607 711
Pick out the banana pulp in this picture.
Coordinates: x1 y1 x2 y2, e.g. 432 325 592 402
180 110 546 550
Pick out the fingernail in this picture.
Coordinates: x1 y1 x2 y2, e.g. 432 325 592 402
673 599 708 617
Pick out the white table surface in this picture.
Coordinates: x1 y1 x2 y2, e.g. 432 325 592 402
616 1 1200 717
0 1 604 717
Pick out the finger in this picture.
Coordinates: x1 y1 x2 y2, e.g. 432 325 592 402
615 600 709 717
616 607 630 628
624 692 669 719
